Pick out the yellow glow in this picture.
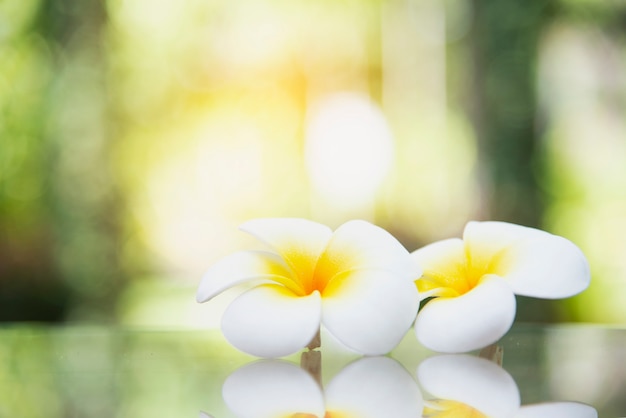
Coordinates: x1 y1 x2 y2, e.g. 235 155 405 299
108 0 480 327
142 116 267 277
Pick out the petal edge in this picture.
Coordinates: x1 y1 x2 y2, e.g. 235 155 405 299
415 275 516 353
196 251 293 303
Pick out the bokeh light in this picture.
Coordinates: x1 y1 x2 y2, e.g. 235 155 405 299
305 92 395 219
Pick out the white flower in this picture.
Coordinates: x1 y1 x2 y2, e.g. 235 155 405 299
221 357 424 418
412 221 590 353
197 218 421 357
418 354 597 418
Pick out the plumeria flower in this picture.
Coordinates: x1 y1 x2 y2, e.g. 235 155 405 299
221 357 424 418
196 218 421 357
412 221 590 353
418 354 597 418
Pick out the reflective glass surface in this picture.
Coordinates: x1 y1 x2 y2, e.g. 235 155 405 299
1 323 624 417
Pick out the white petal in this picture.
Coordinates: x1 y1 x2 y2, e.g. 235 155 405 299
196 251 293 303
515 402 597 418
417 354 520 418
239 218 333 285
322 270 419 355
464 221 590 299
222 360 325 418
222 284 321 357
317 220 421 281
410 238 465 269
463 221 537 268
325 357 423 418
501 235 589 298
415 275 516 353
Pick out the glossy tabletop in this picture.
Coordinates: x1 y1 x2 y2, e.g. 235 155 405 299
1 323 624 417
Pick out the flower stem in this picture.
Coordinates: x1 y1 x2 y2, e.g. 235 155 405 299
306 328 321 350
479 343 503 366
300 349 322 387
301 328 322 386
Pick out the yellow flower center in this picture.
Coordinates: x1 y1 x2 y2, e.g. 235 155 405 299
276 246 349 297
423 399 488 418
415 245 509 298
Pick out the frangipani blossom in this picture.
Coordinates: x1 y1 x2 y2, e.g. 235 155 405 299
221 357 424 418
197 218 421 357
418 354 597 418
412 221 590 353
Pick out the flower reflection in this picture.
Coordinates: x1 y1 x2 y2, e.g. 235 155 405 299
418 354 520 417
211 349 597 418
417 354 597 418
220 356 423 418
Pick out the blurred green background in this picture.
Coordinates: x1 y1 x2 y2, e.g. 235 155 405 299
1 0 626 326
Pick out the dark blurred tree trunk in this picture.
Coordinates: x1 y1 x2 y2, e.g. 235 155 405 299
469 0 552 228
36 0 123 321
0 2 75 321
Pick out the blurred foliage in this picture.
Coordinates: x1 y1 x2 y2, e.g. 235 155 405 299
1 0 124 321
1 0 626 324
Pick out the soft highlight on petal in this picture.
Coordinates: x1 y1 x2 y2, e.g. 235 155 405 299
315 220 421 286
498 236 590 298
463 221 538 276
515 402 597 418
463 221 590 299
415 275 516 353
322 270 419 355
239 218 333 287
196 251 294 303
325 357 423 418
222 360 325 418
222 284 321 357
418 354 520 418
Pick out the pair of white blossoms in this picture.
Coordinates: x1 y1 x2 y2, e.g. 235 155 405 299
196 218 590 357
